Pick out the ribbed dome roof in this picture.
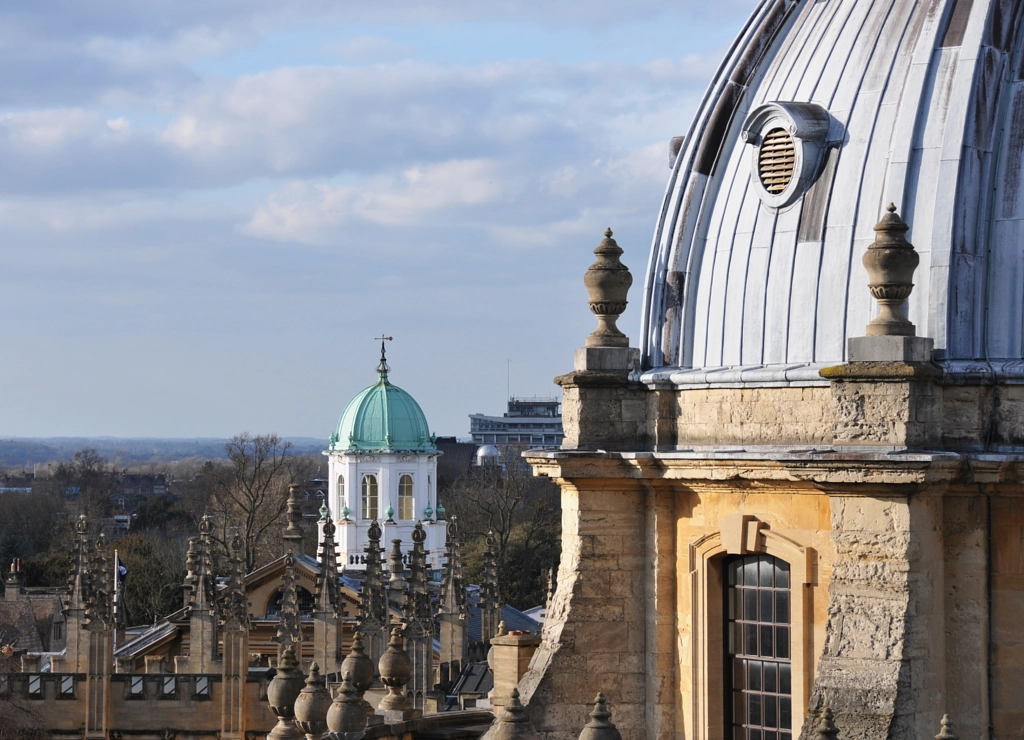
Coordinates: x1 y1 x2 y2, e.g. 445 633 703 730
330 361 435 453
640 0 1024 385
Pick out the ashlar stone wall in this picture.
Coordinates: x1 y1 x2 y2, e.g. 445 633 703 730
517 474 675 740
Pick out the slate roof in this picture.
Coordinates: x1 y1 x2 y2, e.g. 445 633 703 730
0 592 63 653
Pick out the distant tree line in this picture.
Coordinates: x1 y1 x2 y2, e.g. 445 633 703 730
0 433 316 627
0 436 561 628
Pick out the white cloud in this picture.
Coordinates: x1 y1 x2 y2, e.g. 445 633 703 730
321 34 414 62
242 158 511 245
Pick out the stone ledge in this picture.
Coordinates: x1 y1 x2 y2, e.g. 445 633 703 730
355 709 494 738
820 361 942 380
554 370 644 389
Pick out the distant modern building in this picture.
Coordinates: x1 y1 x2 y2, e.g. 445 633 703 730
468 398 563 448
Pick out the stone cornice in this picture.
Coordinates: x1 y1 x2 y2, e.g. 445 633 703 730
524 446 1024 488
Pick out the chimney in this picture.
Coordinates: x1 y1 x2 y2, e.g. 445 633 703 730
5 559 25 601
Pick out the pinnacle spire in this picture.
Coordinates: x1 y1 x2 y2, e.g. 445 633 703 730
480 529 502 642
274 552 302 661
220 529 248 627
440 517 468 616
315 516 342 616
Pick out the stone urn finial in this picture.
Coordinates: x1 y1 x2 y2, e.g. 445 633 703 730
266 645 305 740
294 662 332 740
862 204 919 336
579 692 622 740
584 228 632 348
326 670 368 735
481 688 539 739
377 628 413 711
341 631 376 715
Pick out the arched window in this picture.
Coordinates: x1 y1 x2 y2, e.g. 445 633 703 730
266 586 315 618
361 475 378 520
337 474 345 514
726 554 792 740
398 474 414 520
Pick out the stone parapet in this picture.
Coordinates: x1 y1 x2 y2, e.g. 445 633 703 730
556 360 650 451
821 362 942 447
613 366 1024 451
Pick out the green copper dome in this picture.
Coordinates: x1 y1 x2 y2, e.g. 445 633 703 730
330 355 436 453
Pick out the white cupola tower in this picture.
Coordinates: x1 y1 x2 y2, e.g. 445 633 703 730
324 339 446 572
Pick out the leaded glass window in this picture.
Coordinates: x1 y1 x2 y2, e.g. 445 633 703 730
361 475 378 520
726 555 792 740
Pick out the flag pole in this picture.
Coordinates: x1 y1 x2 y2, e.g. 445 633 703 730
113 549 118 651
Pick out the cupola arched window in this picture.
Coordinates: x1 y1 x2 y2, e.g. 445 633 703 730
361 474 379 520
398 474 414 520
337 474 345 514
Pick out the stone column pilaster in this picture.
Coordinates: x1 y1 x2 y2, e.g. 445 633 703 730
518 473 674 740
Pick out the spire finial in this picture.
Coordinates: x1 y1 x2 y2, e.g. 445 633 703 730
817 706 839 740
936 714 959 740
376 335 393 377
579 692 622 739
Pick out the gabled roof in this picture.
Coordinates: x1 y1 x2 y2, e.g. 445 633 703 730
114 552 358 660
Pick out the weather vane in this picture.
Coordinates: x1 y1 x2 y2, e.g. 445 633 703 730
376 334 393 373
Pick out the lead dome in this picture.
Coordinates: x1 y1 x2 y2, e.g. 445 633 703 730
641 0 1024 384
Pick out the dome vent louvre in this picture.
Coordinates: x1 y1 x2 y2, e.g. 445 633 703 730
758 128 796 195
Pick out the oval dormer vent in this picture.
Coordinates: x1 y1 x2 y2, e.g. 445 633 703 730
758 128 796 195
741 102 841 209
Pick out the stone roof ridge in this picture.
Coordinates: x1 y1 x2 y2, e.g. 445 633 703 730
64 514 92 617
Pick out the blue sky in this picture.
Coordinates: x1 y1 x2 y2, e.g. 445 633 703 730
0 0 757 439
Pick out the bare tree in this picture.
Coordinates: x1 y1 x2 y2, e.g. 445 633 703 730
114 532 190 625
50 449 116 520
445 445 561 608
189 434 312 572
